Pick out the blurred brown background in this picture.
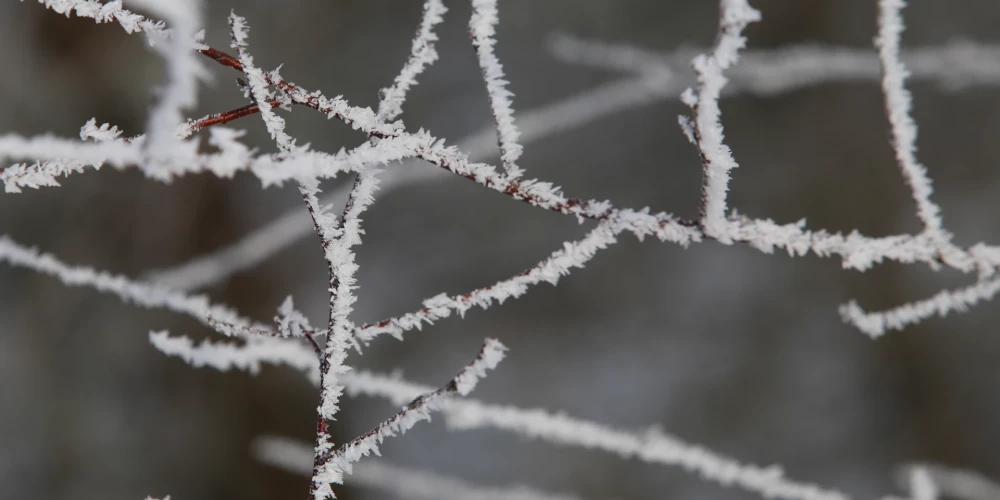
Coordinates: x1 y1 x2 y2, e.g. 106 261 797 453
1 1 1000 499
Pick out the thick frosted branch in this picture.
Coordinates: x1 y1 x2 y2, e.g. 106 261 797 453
357 218 623 343
376 0 447 123
255 436 585 500
130 0 205 162
876 0 946 239
469 0 524 178
681 0 761 242
311 339 507 500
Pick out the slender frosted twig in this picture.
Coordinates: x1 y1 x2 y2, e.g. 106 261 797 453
148 332 320 382
229 12 295 152
469 0 524 178
311 339 507 499
196 47 402 139
549 34 1000 93
356 217 627 343
0 125 425 191
300 170 380 500
254 436 587 500
875 0 946 240
31 0 172 39
296 141 381 500
0 234 255 329
377 0 448 123
839 275 1000 338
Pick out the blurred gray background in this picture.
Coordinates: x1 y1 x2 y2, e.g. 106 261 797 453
1 0 1000 499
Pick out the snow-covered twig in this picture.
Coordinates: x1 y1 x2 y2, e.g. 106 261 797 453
196 47 403 139
299 166 382 500
839 275 1000 338
376 0 448 123
355 218 623 343
679 0 761 242
254 435 586 500
140 31 1000 290
311 338 507 499
468 0 523 178
875 0 947 240
0 125 425 191
148 332 320 382
228 12 295 152
0 234 254 330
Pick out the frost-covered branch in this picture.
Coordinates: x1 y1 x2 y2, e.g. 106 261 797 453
355 218 624 343
197 47 402 139
875 0 947 241
295 151 382 500
149 332 320 382
228 12 296 152
129 0 205 162
143 73 678 291
340 369 849 500
679 0 761 242
839 275 1000 338
255 436 586 500
376 0 448 123
311 338 507 500
469 0 523 178
0 234 255 330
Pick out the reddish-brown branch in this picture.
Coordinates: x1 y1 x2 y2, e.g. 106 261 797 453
199 47 244 72
198 46 393 139
186 99 281 133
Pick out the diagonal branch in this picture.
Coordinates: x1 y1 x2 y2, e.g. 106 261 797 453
376 0 448 123
310 339 507 499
